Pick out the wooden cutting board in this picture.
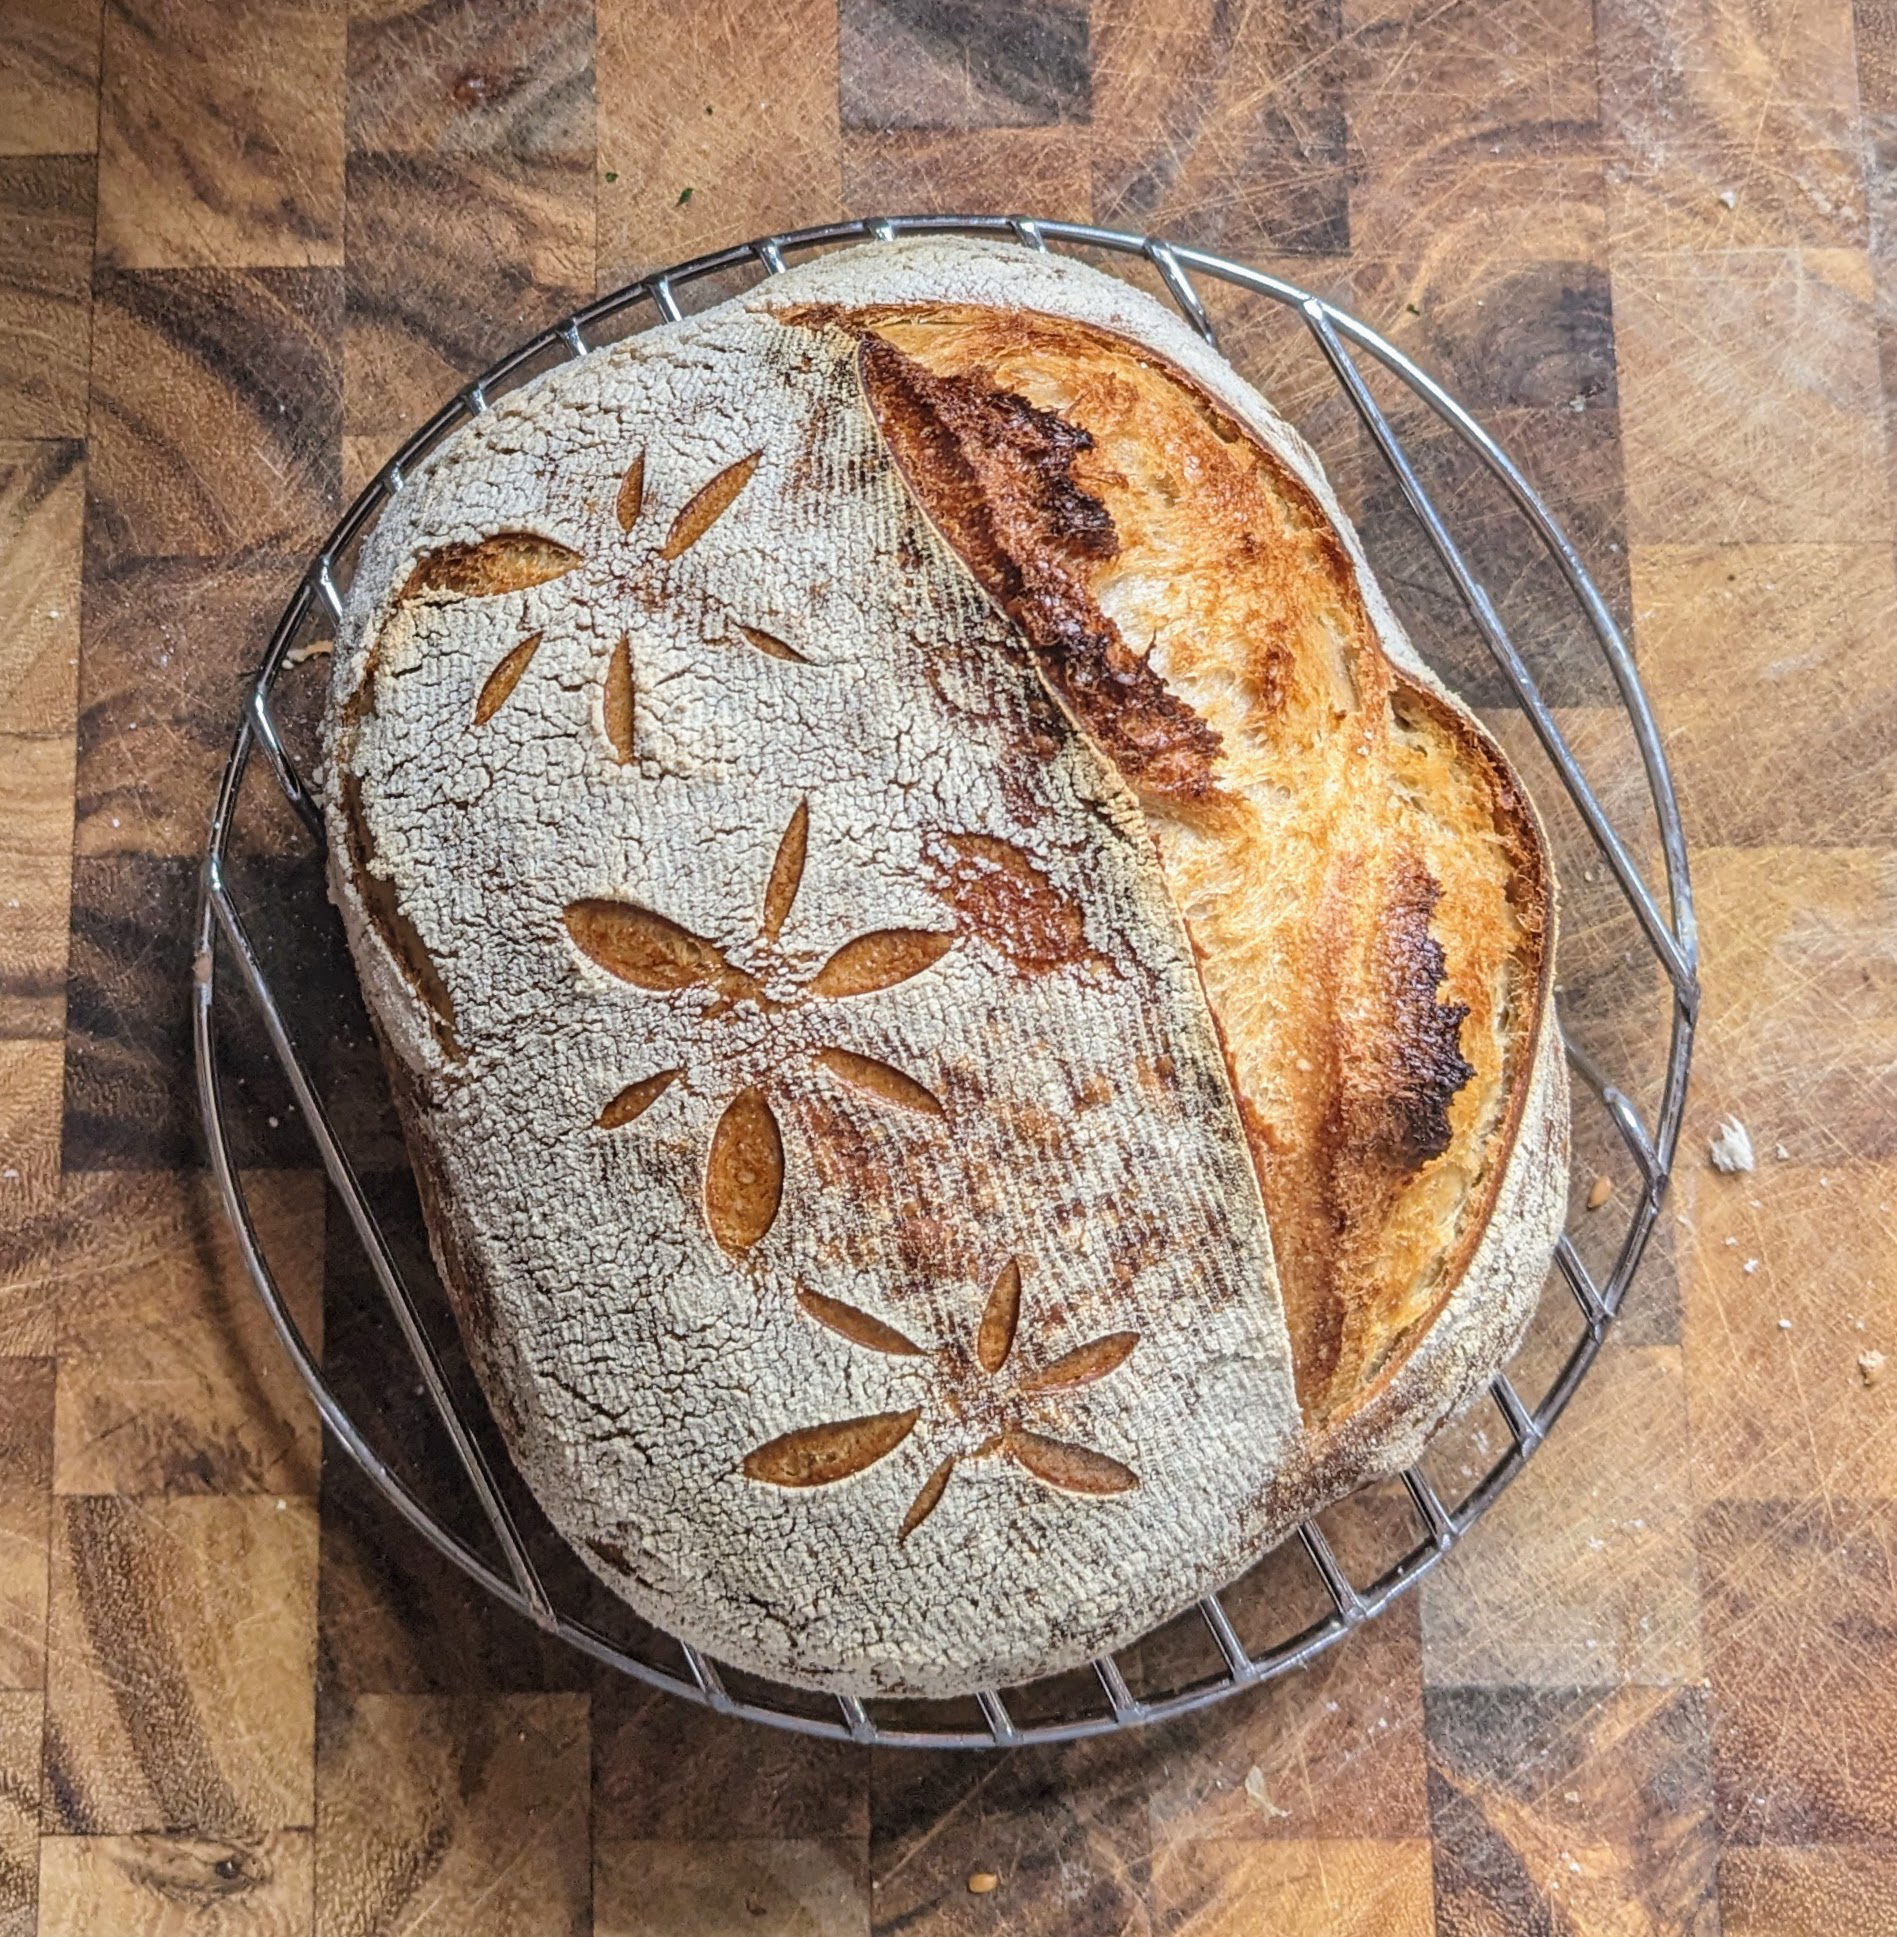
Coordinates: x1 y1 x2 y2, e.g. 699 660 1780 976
2 0 1894 1930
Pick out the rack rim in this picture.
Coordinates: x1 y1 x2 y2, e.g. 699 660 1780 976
195 212 1696 1750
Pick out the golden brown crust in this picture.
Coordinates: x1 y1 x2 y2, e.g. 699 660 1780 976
397 530 584 602
820 299 1553 1430
794 308 1224 800
1341 679 1552 1405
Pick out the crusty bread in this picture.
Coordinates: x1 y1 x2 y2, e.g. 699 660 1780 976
321 236 1566 1697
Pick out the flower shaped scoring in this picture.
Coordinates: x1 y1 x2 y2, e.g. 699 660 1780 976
396 444 811 766
378 451 957 1259
374 438 1152 1556
742 1258 1141 1541
566 801 955 1257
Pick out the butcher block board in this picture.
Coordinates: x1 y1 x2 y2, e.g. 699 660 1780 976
2 0 1895 1931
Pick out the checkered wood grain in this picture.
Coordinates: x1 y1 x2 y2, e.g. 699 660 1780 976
1 0 1893 1929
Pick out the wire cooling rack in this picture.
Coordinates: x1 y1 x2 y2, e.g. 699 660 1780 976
194 215 1698 1750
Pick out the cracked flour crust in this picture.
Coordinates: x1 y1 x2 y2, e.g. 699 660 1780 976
321 237 1567 1697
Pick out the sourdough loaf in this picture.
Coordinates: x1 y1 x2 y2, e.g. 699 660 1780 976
321 235 1567 1697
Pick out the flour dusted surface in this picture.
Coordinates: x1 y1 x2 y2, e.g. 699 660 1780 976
327 260 1305 1696
325 236 1567 1697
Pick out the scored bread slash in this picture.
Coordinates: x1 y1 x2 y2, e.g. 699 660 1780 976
319 235 1567 1698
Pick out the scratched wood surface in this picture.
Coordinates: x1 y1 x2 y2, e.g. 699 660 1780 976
2 0 1894 1930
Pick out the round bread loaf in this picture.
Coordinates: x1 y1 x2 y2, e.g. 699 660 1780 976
321 235 1568 1697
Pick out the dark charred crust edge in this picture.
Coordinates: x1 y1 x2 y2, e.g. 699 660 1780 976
1309 673 1559 1447
1369 861 1475 1170
1288 1016 1564 1524
780 303 1225 801
1229 694 1560 1539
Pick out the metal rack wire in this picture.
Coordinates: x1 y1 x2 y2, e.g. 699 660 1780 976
194 215 1698 1750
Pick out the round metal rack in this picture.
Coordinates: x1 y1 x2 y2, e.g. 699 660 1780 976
195 215 1699 1749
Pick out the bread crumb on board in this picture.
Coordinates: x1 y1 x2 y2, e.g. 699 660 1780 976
1861 1350 1887 1387
1586 1175 1614 1211
1709 1116 1755 1173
